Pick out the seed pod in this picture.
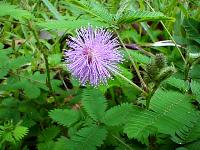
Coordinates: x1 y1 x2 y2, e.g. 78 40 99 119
155 53 167 69
143 72 150 83
146 62 159 79
156 66 176 81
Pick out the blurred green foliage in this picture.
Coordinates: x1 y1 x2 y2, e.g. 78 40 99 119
0 0 200 150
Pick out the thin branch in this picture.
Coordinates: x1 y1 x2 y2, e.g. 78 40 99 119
115 29 148 91
107 66 148 95
0 18 28 26
58 71 71 93
28 21 54 95
125 44 155 57
144 0 186 63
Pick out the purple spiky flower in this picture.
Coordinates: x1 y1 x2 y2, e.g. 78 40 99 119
64 26 123 86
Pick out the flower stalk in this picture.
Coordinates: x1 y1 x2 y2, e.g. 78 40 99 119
108 66 147 95
28 22 53 95
114 29 148 92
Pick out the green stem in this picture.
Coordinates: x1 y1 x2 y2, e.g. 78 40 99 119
114 29 148 91
109 67 147 95
112 134 134 150
144 0 186 63
146 81 161 109
184 62 191 81
43 53 53 94
0 18 28 26
161 22 186 63
28 22 53 95
109 88 118 104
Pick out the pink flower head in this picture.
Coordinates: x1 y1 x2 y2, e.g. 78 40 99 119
64 26 123 86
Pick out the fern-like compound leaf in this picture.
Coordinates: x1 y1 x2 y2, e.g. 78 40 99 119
37 19 108 31
164 77 189 92
82 88 107 122
117 10 174 24
49 109 80 127
102 103 136 126
38 126 60 142
172 116 200 144
37 141 55 150
191 80 200 103
0 2 33 19
54 136 75 150
68 0 113 23
71 125 107 150
13 126 29 142
124 90 198 144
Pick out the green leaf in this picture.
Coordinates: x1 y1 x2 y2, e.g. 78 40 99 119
71 126 107 150
1 132 15 143
185 140 200 150
82 88 107 121
0 49 10 79
9 72 49 99
191 80 200 103
150 90 197 134
0 43 4 49
123 86 140 101
183 18 200 44
22 118 36 128
13 126 29 141
37 141 55 150
37 19 108 31
9 56 31 70
123 50 151 64
54 137 75 150
29 72 48 91
1 97 19 107
117 10 174 24
38 126 60 142
164 77 189 91
124 90 197 144
124 110 158 144
98 66 134 93
0 2 33 19
22 80 41 99
48 53 62 66
42 0 63 20
0 67 9 79
120 29 141 43
51 79 63 93
190 64 200 79
0 107 20 122
102 103 135 126
49 109 80 127
172 117 200 144
118 65 133 80
68 0 113 23
0 49 10 68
